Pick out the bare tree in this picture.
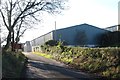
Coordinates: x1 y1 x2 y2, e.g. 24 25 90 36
0 0 67 51
0 24 8 44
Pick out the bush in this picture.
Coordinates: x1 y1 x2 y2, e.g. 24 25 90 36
45 40 58 46
45 40 68 46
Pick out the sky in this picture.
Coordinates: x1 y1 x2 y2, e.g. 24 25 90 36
20 0 119 43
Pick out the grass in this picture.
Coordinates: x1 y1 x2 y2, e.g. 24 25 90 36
33 52 53 59
33 52 73 64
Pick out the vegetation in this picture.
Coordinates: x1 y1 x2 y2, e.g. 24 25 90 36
2 50 27 78
33 52 52 59
45 40 58 46
44 40 68 47
39 42 120 78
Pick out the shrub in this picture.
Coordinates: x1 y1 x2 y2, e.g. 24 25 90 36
45 40 58 46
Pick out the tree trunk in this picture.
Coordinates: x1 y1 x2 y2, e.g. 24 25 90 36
15 37 19 52
11 30 15 51
3 31 11 50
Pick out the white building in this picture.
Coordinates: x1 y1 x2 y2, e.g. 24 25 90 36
24 41 32 52
105 25 120 32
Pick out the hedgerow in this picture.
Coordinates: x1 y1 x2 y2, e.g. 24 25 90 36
40 44 120 78
2 51 27 78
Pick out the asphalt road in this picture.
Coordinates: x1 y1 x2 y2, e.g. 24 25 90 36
22 52 96 80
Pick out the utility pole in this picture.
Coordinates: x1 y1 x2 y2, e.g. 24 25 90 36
54 21 56 40
118 1 120 31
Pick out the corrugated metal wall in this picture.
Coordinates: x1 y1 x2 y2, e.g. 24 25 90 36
53 24 108 46
30 31 53 52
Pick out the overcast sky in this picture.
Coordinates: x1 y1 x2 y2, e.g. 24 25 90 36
20 0 119 43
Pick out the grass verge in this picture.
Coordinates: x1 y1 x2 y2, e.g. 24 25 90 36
33 52 73 64
2 50 28 78
33 52 52 59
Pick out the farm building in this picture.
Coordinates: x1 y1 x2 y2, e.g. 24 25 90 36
24 41 32 52
25 23 109 52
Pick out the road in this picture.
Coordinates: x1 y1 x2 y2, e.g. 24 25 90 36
22 52 96 80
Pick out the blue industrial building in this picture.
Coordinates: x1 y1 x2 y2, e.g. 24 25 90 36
24 23 109 52
26 24 109 51
52 23 109 46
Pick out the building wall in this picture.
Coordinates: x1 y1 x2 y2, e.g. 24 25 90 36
30 31 53 52
53 24 108 46
53 26 76 45
44 31 53 42
105 26 118 32
24 41 32 52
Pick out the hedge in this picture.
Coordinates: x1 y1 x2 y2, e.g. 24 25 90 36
2 51 28 78
40 45 120 78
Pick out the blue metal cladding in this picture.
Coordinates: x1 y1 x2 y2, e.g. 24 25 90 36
53 24 109 46
30 23 109 47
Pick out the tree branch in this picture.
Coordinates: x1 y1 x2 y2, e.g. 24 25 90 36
11 0 43 29
18 29 27 38
0 10 9 30
15 18 24 42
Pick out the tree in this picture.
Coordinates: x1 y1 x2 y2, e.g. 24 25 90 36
0 0 67 51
